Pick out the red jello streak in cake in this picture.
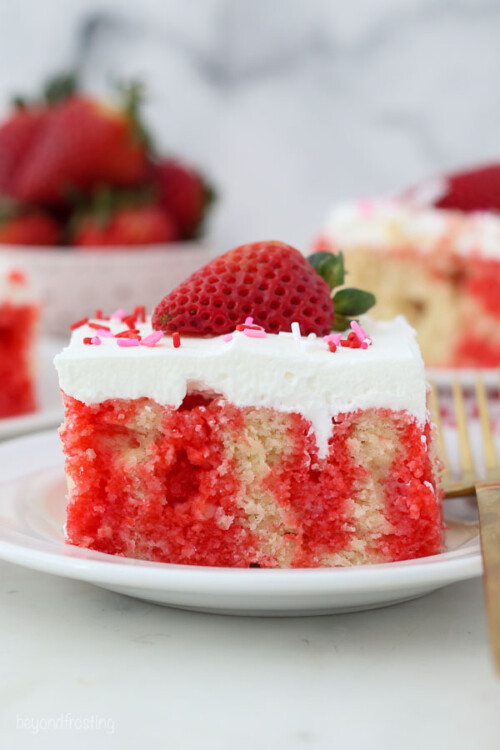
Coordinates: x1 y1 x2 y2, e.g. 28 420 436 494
464 259 500 317
62 394 263 566
452 335 500 368
60 392 441 567
0 302 38 417
376 417 442 561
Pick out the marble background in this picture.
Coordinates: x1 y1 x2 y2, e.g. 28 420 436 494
0 0 498 249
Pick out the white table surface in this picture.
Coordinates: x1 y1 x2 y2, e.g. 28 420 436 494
1 563 499 750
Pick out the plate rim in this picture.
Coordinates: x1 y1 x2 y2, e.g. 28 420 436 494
0 537 482 594
0 430 482 595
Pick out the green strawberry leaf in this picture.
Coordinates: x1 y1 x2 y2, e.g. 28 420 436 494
118 80 154 153
331 313 351 332
333 288 376 317
307 250 345 289
44 72 78 104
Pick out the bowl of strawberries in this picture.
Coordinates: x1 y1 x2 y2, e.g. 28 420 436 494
0 75 215 334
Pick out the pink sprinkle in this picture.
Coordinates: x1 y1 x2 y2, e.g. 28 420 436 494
110 308 126 320
96 328 113 338
141 331 163 347
222 334 233 342
357 198 374 217
323 333 342 345
361 341 368 350
117 338 140 347
91 336 101 345
350 320 372 347
243 328 267 338
350 320 366 341
244 317 254 326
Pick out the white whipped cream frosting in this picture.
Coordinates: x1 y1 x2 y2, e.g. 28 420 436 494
54 315 427 458
323 199 500 259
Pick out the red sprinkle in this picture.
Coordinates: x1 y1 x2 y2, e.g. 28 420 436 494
88 322 111 331
83 337 93 345
133 305 146 323
340 340 351 347
328 341 337 353
123 315 138 329
236 323 262 332
173 332 181 348
70 317 89 331
94 309 103 319
7 269 26 284
115 329 141 338
348 331 357 341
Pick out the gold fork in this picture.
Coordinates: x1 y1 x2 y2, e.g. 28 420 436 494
430 374 500 674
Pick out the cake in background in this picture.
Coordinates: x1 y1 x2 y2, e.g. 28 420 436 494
0 264 38 418
55 242 442 568
315 164 500 367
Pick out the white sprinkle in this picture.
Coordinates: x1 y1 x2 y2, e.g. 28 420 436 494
291 321 301 344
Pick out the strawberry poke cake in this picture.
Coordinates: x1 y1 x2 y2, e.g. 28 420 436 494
315 164 500 367
0 264 38 418
55 241 443 568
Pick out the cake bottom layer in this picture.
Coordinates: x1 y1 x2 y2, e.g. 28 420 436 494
337 246 500 367
0 302 38 418
60 393 443 568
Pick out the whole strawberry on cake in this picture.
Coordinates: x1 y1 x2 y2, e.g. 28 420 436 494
55 241 443 568
316 163 500 367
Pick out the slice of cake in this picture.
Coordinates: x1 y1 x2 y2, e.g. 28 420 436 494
55 241 443 568
0 265 38 418
316 166 500 368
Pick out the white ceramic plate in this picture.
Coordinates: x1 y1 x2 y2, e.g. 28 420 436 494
0 339 63 440
0 430 481 616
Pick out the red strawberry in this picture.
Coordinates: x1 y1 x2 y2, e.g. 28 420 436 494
0 209 59 245
154 159 214 239
14 94 148 205
0 105 47 197
433 163 500 213
73 204 179 247
152 240 334 336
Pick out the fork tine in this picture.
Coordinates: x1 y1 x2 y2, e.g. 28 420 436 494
429 380 452 484
475 371 499 477
452 378 476 486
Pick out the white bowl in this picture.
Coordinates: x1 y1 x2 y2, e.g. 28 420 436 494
0 242 214 336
